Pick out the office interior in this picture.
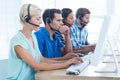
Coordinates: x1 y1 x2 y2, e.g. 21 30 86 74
0 0 120 80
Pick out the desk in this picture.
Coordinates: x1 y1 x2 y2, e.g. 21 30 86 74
35 63 120 80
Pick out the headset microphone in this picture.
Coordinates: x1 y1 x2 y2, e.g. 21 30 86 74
28 22 39 27
48 23 58 31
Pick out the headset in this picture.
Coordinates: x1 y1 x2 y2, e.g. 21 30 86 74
46 9 58 31
62 13 72 27
46 9 52 24
78 15 83 21
78 14 86 28
24 4 39 27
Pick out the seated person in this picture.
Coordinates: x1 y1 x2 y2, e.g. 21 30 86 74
62 8 74 27
54 8 72 45
34 9 75 59
55 8 74 46
70 8 96 54
6 4 82 80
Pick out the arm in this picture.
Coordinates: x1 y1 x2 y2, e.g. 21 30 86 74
85 30 89 45
64 33 73 54
48 52 78 60
73 44 96 54
15 45 82 71
59 25 73 55
40 56 67 63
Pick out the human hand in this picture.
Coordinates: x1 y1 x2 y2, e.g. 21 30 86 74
59 25 70 36
65 57 83 67
82 44 96 53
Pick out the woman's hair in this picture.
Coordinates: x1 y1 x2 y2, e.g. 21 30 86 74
19 4 42 24
61 8 73 27
62 8 72 20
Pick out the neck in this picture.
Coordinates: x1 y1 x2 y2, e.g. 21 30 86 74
76 19 83 28
20 26 32 38
45 24 55 40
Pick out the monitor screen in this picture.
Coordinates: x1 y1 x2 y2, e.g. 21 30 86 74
91 15 120 66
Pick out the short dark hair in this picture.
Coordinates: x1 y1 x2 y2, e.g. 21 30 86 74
42 8 61 24
76 8 90 19
62 8 72 20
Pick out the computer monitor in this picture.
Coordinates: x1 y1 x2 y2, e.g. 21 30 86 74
66 15 120 74
91 15 120 66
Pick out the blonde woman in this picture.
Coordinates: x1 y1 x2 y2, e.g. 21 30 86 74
6 4 82 80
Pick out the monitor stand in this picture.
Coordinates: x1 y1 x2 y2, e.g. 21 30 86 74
95 36 119 73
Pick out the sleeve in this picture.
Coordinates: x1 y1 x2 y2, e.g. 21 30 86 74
55 35 65 49
58 39 65 49
10 37 28 57
85 29 89 45
55 32 65 48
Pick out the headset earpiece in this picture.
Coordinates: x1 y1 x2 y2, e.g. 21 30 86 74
78 15 83 21
46 9 52 24
62 18 66 23
24 4 31 23
24 15 30 23
46 17 52 24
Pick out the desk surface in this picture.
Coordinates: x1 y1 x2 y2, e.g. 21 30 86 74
35 63 120 80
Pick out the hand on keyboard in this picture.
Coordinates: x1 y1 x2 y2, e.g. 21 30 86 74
64 57 83 68
66 60 90 75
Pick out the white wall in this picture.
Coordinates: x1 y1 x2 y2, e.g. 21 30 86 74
0 0 22 59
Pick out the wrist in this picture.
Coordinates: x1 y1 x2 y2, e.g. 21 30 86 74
64 34 70 38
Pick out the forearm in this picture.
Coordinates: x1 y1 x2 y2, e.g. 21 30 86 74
64 34 73 54
73 49 88 54
34 56 82 71
73 45 94 54
36 62 67 71
41 57 67 63
73 49 83 53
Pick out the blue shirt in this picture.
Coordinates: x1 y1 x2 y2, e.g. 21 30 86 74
55 31 66 45
34 27 64 58
6 31 41 80
70 21 89 48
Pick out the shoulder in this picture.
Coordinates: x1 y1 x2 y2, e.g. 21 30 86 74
70 24 76 33
83 27 88 32
11 31 24 42
10 31 27 48
34 27 46 37
71 21 79 29
73 21 78 26
35 27 45 34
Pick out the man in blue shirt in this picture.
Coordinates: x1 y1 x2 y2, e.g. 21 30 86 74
35 9 75 59
70 8 96 54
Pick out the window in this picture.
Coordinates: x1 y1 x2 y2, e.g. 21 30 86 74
0 0 119 59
